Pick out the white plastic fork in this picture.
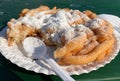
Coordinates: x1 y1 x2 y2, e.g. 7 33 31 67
22 37 75 81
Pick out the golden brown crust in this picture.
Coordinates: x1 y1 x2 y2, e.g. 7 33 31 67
19 8 30 17
83 10 97 19
19 5 50 17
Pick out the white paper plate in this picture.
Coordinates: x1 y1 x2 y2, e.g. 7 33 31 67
0 26 120 75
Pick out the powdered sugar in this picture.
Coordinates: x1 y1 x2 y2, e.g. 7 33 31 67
61 25 89 41
85 18 104 29
9 8 106 45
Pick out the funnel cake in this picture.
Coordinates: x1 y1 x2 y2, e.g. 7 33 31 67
7 6 115 65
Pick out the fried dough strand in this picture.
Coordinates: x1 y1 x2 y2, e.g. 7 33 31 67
54 33 87 59
93 25 113 43
96 42 114 61
78 40 99 55
19 6 50 16
58 37 114 65
83 10 97 19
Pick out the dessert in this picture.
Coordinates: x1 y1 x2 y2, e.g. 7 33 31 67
7 6 115 65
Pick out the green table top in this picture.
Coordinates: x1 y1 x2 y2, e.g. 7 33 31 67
0 0 120 81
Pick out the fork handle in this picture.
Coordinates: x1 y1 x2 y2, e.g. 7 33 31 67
44 58 75 81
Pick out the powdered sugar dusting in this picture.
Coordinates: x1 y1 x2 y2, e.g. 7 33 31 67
9 8 95 45
85 18 104 29
8 7 116 50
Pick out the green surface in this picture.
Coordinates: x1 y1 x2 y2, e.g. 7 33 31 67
0 0 120 81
